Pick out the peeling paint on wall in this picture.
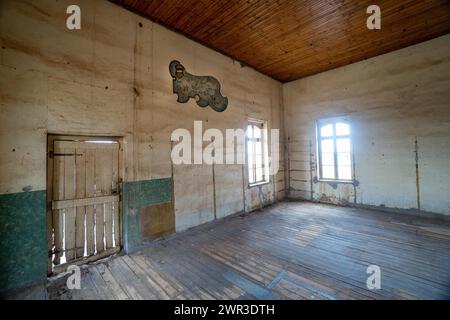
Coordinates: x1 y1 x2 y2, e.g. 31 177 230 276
169 60 228 112
0 190 47 294
141 202 174 241
121 178 172 252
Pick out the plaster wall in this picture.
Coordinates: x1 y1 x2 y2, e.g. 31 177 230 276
0 0 285 292
283 35 450 215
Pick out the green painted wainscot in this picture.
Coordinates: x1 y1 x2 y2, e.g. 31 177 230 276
0 178 172 294
0 190 47 294
121 178 172 253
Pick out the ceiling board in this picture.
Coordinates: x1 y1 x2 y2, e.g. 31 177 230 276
110 0 450 82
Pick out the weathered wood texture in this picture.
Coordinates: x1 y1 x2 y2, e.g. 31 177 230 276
50 140 121 268
48 202 450 300
111 0 450 82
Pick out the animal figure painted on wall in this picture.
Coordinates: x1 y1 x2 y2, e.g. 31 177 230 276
169 60 228 112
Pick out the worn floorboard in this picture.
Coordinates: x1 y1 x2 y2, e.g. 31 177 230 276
47 202 450 300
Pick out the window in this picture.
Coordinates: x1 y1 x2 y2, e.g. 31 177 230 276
247 120 269 185
317 119 353 181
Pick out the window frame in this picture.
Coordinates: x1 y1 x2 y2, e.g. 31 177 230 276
316 117 354 182
246 119 270 187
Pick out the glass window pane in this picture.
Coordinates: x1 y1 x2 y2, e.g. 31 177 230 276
255 166 263 182
320 124 333 137
247 137 254 183
321 152 334 166
338 166 352 180
336 123 350 136
317 120 353 181
321 139 334 153
255 140 262 156
337 152 351 166
255 150 262 169
247 121 269 184
322 166 335 179
247 125 253 139
248 167 255 183
254 125 261 139
336 138 350 152
247 139 254 155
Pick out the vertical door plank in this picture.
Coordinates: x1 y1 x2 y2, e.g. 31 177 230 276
113 200 120 247
112 145 120 247
75 148 86 258
103 149 114 249
64 147 76 262
104 203 113 247
52 142 65 265
51 139 121 270
95 148 105 254
85 149 96 257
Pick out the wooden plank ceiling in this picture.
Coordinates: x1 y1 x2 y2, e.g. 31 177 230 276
110 0 450 82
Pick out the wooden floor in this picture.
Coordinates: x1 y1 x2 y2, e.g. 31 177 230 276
48 202 450 300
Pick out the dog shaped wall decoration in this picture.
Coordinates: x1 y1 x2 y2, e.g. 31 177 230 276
169 60 228 112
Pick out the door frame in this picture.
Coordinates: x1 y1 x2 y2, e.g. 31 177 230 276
46 134 125 275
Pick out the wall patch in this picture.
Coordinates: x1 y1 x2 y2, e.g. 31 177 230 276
169 60 228 112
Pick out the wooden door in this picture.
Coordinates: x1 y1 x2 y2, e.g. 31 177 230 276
48 138 121 273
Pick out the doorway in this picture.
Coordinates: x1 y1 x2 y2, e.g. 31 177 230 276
47 135 122 274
